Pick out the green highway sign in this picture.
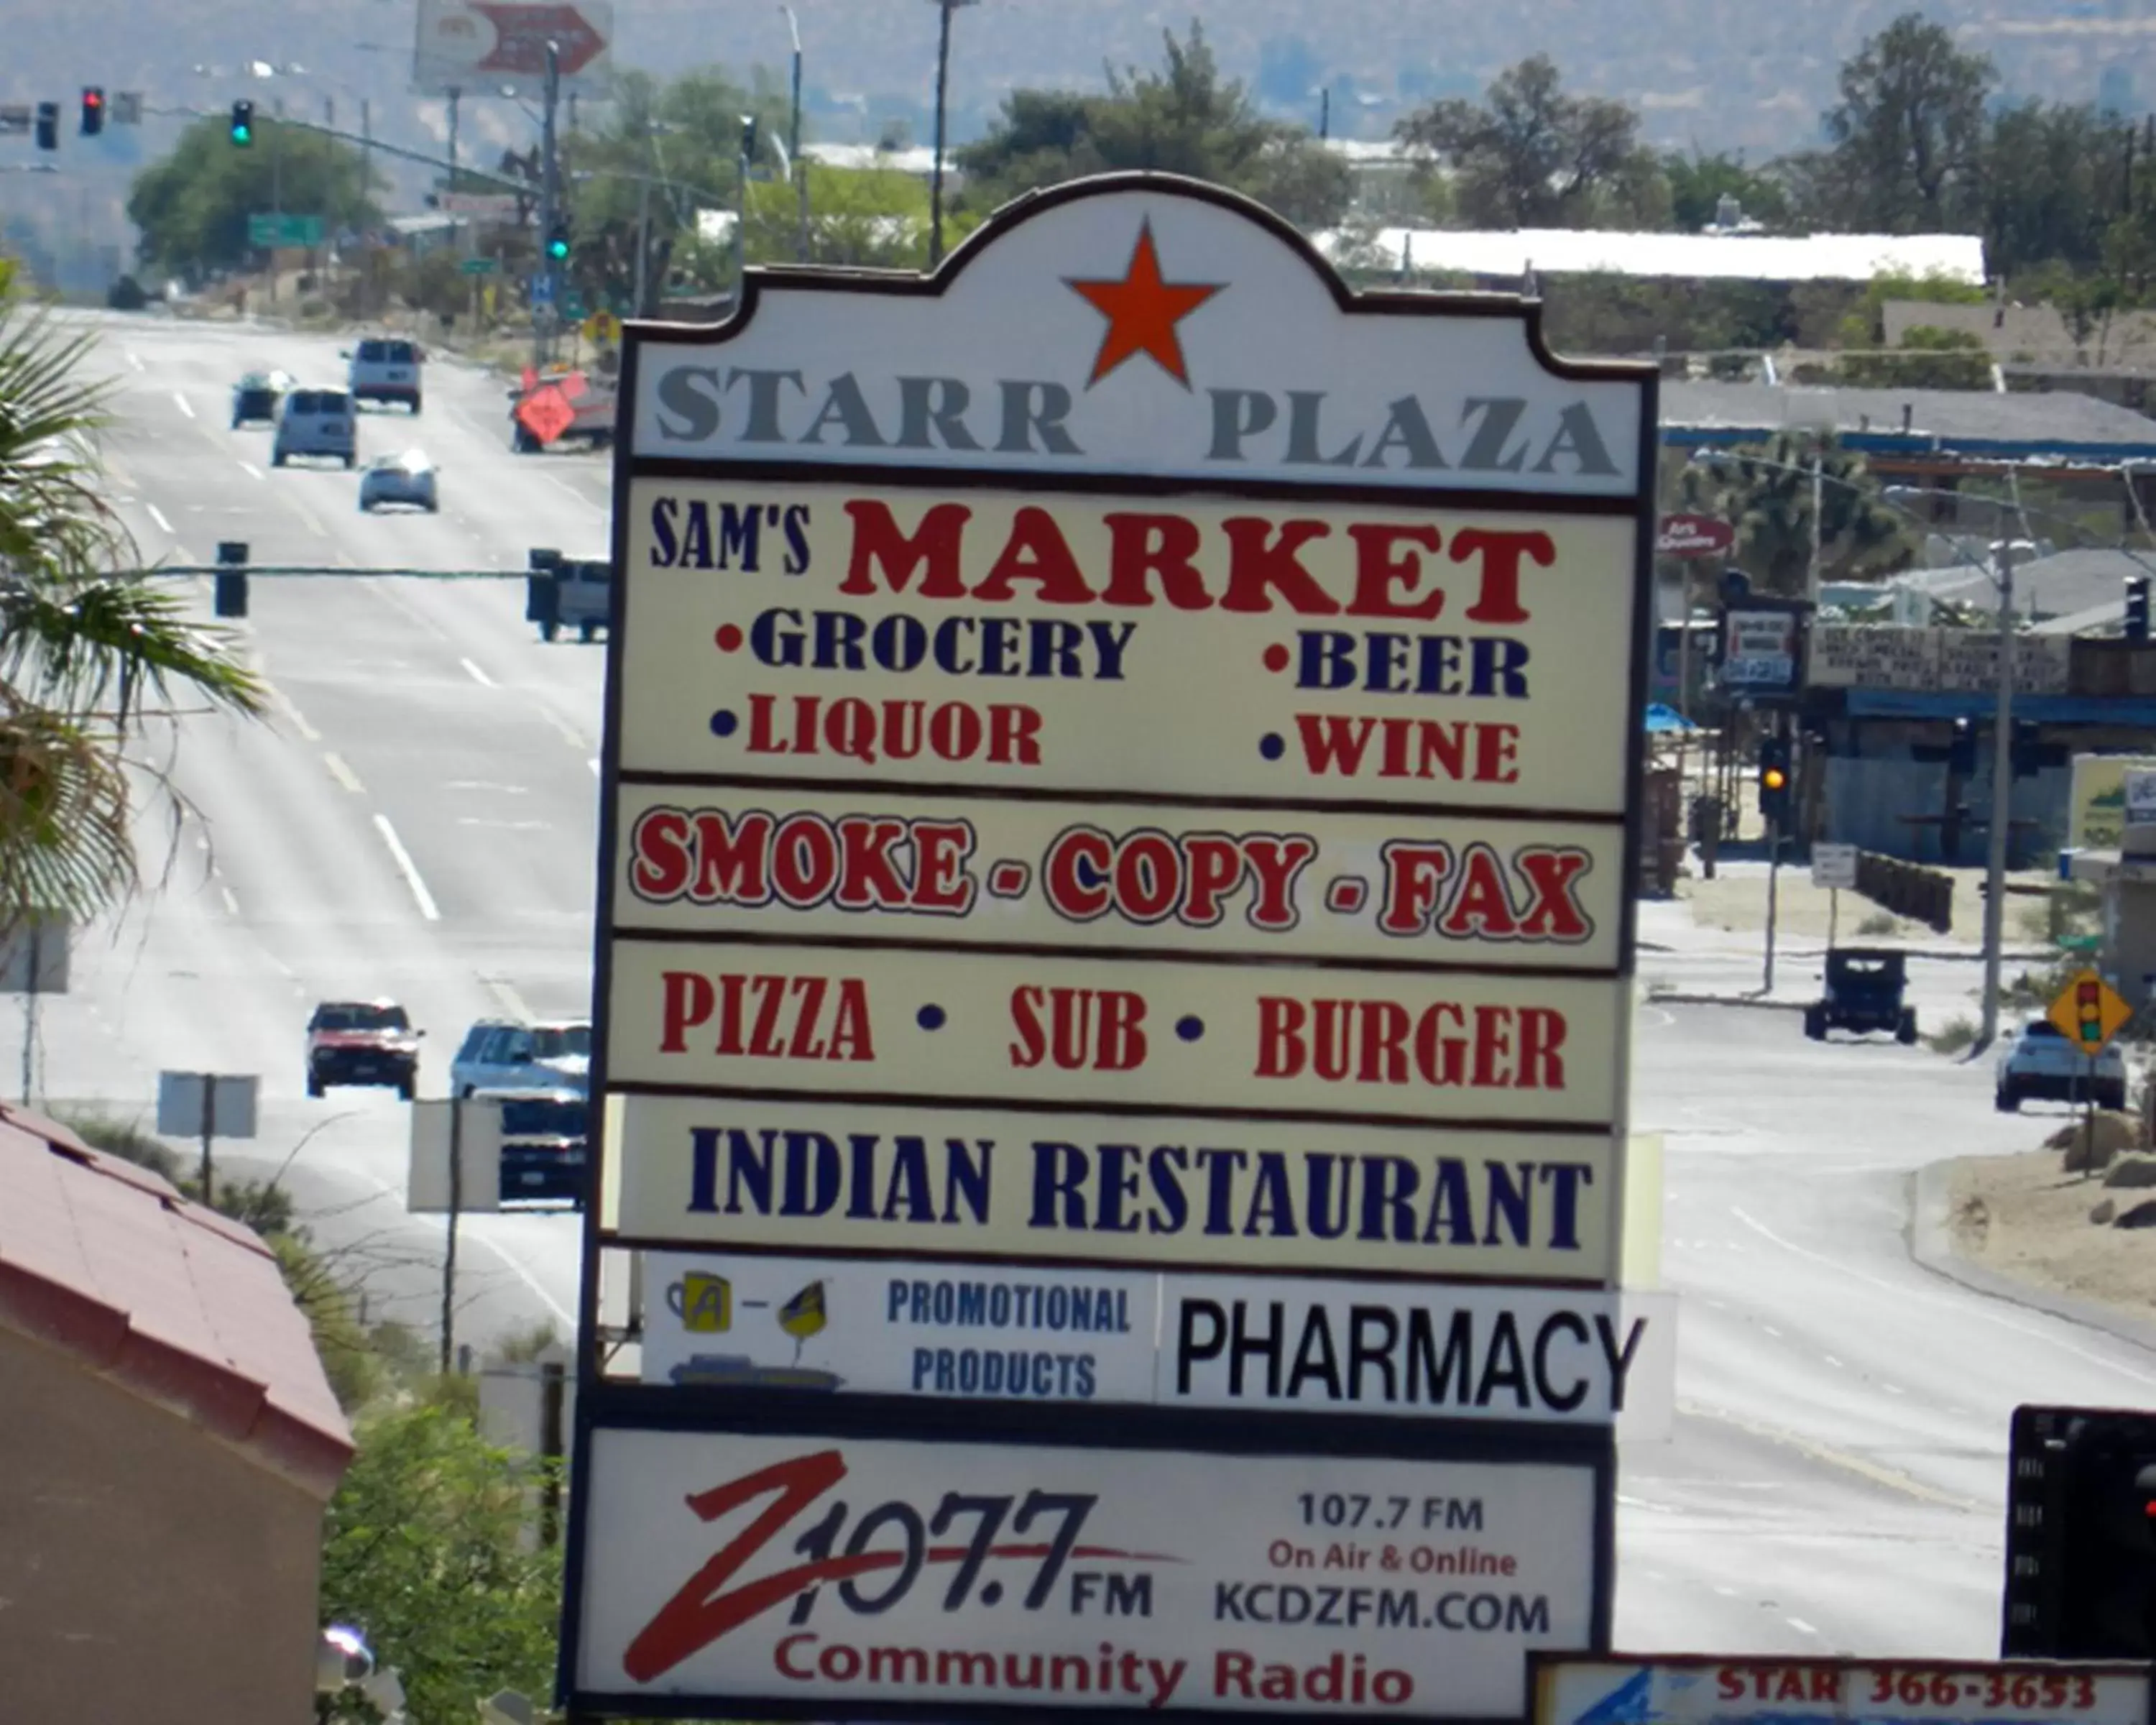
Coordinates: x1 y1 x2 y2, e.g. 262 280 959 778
460 257 499 275
247 213 324 248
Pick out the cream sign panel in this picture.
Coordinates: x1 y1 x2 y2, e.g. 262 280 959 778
613 783 1625 971
627 186 1646 495
604 940 1624 1126
607 1095 1618 1281
614 481 1638 814
574 1427 1600 1716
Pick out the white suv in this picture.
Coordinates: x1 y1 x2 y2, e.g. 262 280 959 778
345 337 423 413
450 1018 591 1097
1995 1018 2129 1113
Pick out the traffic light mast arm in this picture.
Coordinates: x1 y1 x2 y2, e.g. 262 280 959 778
187 104 530 190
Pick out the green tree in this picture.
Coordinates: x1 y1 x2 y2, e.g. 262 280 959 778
1663 149 1789 232
1982 101 2130 277
0 303 264 942
561 65 797 309
1835 268 1989 347
959 24 1352 231
1672 433 1912 596
1395 55 1667 229
1798 12 1993 232
126 115 378 277
317 1404 561 1721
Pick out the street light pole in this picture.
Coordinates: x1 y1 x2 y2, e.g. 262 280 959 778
1980 538 2034 1051
783 4 808 262
535 43 561 367
926 0 979 267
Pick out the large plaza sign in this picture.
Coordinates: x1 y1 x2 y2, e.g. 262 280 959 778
566 174 1657 1724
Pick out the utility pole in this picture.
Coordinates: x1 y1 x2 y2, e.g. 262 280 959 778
1980 539 2032 1050
535 42 561 367
197 1077 218 1212
1807 449 1824 604
784 4 808 262
927 0 980 267
446 84 461 188
632 175 651 316
360 97 372 196
735 119 752 289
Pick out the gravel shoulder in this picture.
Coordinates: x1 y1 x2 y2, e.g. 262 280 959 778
1945 1141 2156 1327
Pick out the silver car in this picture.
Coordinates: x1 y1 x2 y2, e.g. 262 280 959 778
358 450 439 512
272 387 356 468
450 1018 591 1097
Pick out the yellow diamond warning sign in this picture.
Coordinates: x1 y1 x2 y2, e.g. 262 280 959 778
2047 968 2132 1056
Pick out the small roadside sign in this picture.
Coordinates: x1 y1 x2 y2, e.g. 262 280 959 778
580 308 620 344
529 273 555 305
2047 967 2132 1056
1533 1655 2150 1725
460 255 499 275
1810 842 1857 890
247 212 324 248
1656 512 1736 558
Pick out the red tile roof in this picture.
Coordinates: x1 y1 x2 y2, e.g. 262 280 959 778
0 1104 354 1499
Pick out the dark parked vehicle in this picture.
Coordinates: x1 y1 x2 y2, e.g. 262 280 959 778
230 369 291 428
306 999 422 1098
1802 947 1917 1044
488 1087 588 1204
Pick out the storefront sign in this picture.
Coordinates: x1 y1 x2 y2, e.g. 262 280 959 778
575 1425 1604 1718
639 1253 1677 1432
1723 610 1798 691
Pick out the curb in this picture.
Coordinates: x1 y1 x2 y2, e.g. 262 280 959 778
1907 1158 2156 1354
1644 990 1808 1013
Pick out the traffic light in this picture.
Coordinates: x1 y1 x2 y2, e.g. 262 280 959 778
80 87 104 137
2004 1405 2156 1657
1948 714 1977 776
34 101 58 151
2076 978 2106 1052
2128 576 2150 643
229 99 254 147
545 222 571 262
1756 737 1792 828
213 541 249 620
739 114 758 160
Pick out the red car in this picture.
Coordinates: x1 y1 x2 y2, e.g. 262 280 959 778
306 999 421 1099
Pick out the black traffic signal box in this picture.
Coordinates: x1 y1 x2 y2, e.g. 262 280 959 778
2004 1404 2156 1657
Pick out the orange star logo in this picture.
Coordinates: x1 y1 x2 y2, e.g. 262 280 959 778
1065 221 1225 389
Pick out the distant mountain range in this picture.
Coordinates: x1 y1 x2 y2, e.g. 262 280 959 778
2 0 2152 289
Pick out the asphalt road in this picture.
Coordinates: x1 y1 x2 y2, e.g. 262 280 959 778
33 309 2156 1665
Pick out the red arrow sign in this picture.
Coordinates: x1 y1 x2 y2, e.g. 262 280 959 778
471 4 607 76
1657 513 1736 558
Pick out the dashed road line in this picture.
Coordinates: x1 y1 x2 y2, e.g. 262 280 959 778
460 656 496 688
271 688 321 742
173 391 195 419
587 757 601 776
323 752 366 794
237 459 264 481
127 351 145 373
484 977 536 1023
373 815 440 921
221 885 240 916
145 502 173 535
1785 1616 1821 1638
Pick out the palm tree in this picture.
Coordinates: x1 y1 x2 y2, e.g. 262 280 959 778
1672 432 1913 597
0 300 265 947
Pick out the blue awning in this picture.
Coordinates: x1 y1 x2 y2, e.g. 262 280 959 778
1843 689 2156 724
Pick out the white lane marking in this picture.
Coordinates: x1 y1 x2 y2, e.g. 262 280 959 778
323 752 366 794
544 473 599 505
173 391 195 419
1730 1204 2156 1384
1713 1585 1738 1598
145 502 173 535
272 688 321 743
1823 1353 1845 1370
237 459 263 480
1882 1381 1906 1395
460 656 496 688
540 707 584 749
1786 1617 1821 1638
587 758 601 776
128 351 144 372
373 814 440 921
1761 1324 1782 1338
486 978 536 1023
221 885 240 916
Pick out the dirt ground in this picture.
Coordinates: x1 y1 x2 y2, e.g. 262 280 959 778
1946 1145 2156 1328
1676 865 2058 945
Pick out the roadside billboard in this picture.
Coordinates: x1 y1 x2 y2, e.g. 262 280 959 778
568 174 1657 1724
413 0 613 98
576 1422 1607 1719
1532 1656 2151 1725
